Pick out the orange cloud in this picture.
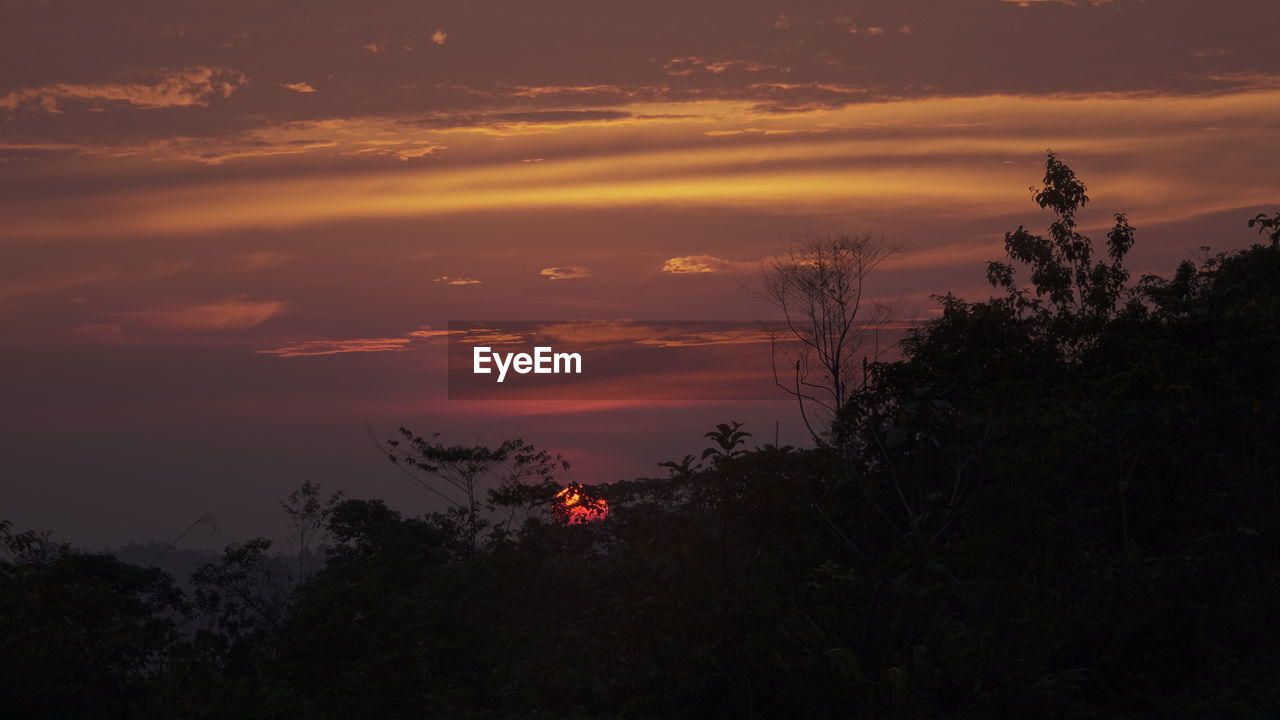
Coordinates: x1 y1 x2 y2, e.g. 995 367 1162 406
431 29 448 45
635 329 776 348
407 328 465 340
661 255 756 274
506 84 642 101
259 325 540 360
281 82 317 94
664 244 1001 276
540 266 591 280
0 67 245 113
530 321 775 348
349 142 445 161
434 276 482 285
451 330 528 344
664 57 778 77
533 321 658 345
9 89 1280 238
258 337 411 357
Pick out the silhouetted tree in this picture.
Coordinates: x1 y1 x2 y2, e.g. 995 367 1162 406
279 480 344 583
385 428 568 548
0 525 185 719
756 233 895 445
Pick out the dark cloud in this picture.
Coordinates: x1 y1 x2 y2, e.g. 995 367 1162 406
0 0 1274 148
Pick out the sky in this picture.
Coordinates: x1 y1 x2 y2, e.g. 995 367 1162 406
2 0 1277 549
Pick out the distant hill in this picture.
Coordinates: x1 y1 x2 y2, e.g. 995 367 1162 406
104 541 221 591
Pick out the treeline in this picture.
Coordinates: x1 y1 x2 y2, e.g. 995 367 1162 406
3 158 1280 718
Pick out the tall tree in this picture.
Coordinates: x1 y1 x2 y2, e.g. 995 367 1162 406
756 233 895 444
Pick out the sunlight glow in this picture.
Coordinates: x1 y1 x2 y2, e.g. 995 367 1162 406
556 485 609 524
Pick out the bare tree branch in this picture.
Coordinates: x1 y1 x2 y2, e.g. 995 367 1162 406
753 233 897 444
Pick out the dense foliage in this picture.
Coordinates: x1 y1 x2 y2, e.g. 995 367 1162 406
4 158 1279 718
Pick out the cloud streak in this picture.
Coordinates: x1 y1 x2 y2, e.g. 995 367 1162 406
258 337 412 357
0 67 245 113
8 88 1277 239
118 296 284 331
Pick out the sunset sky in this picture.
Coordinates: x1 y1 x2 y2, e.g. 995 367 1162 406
2 0 1277 548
